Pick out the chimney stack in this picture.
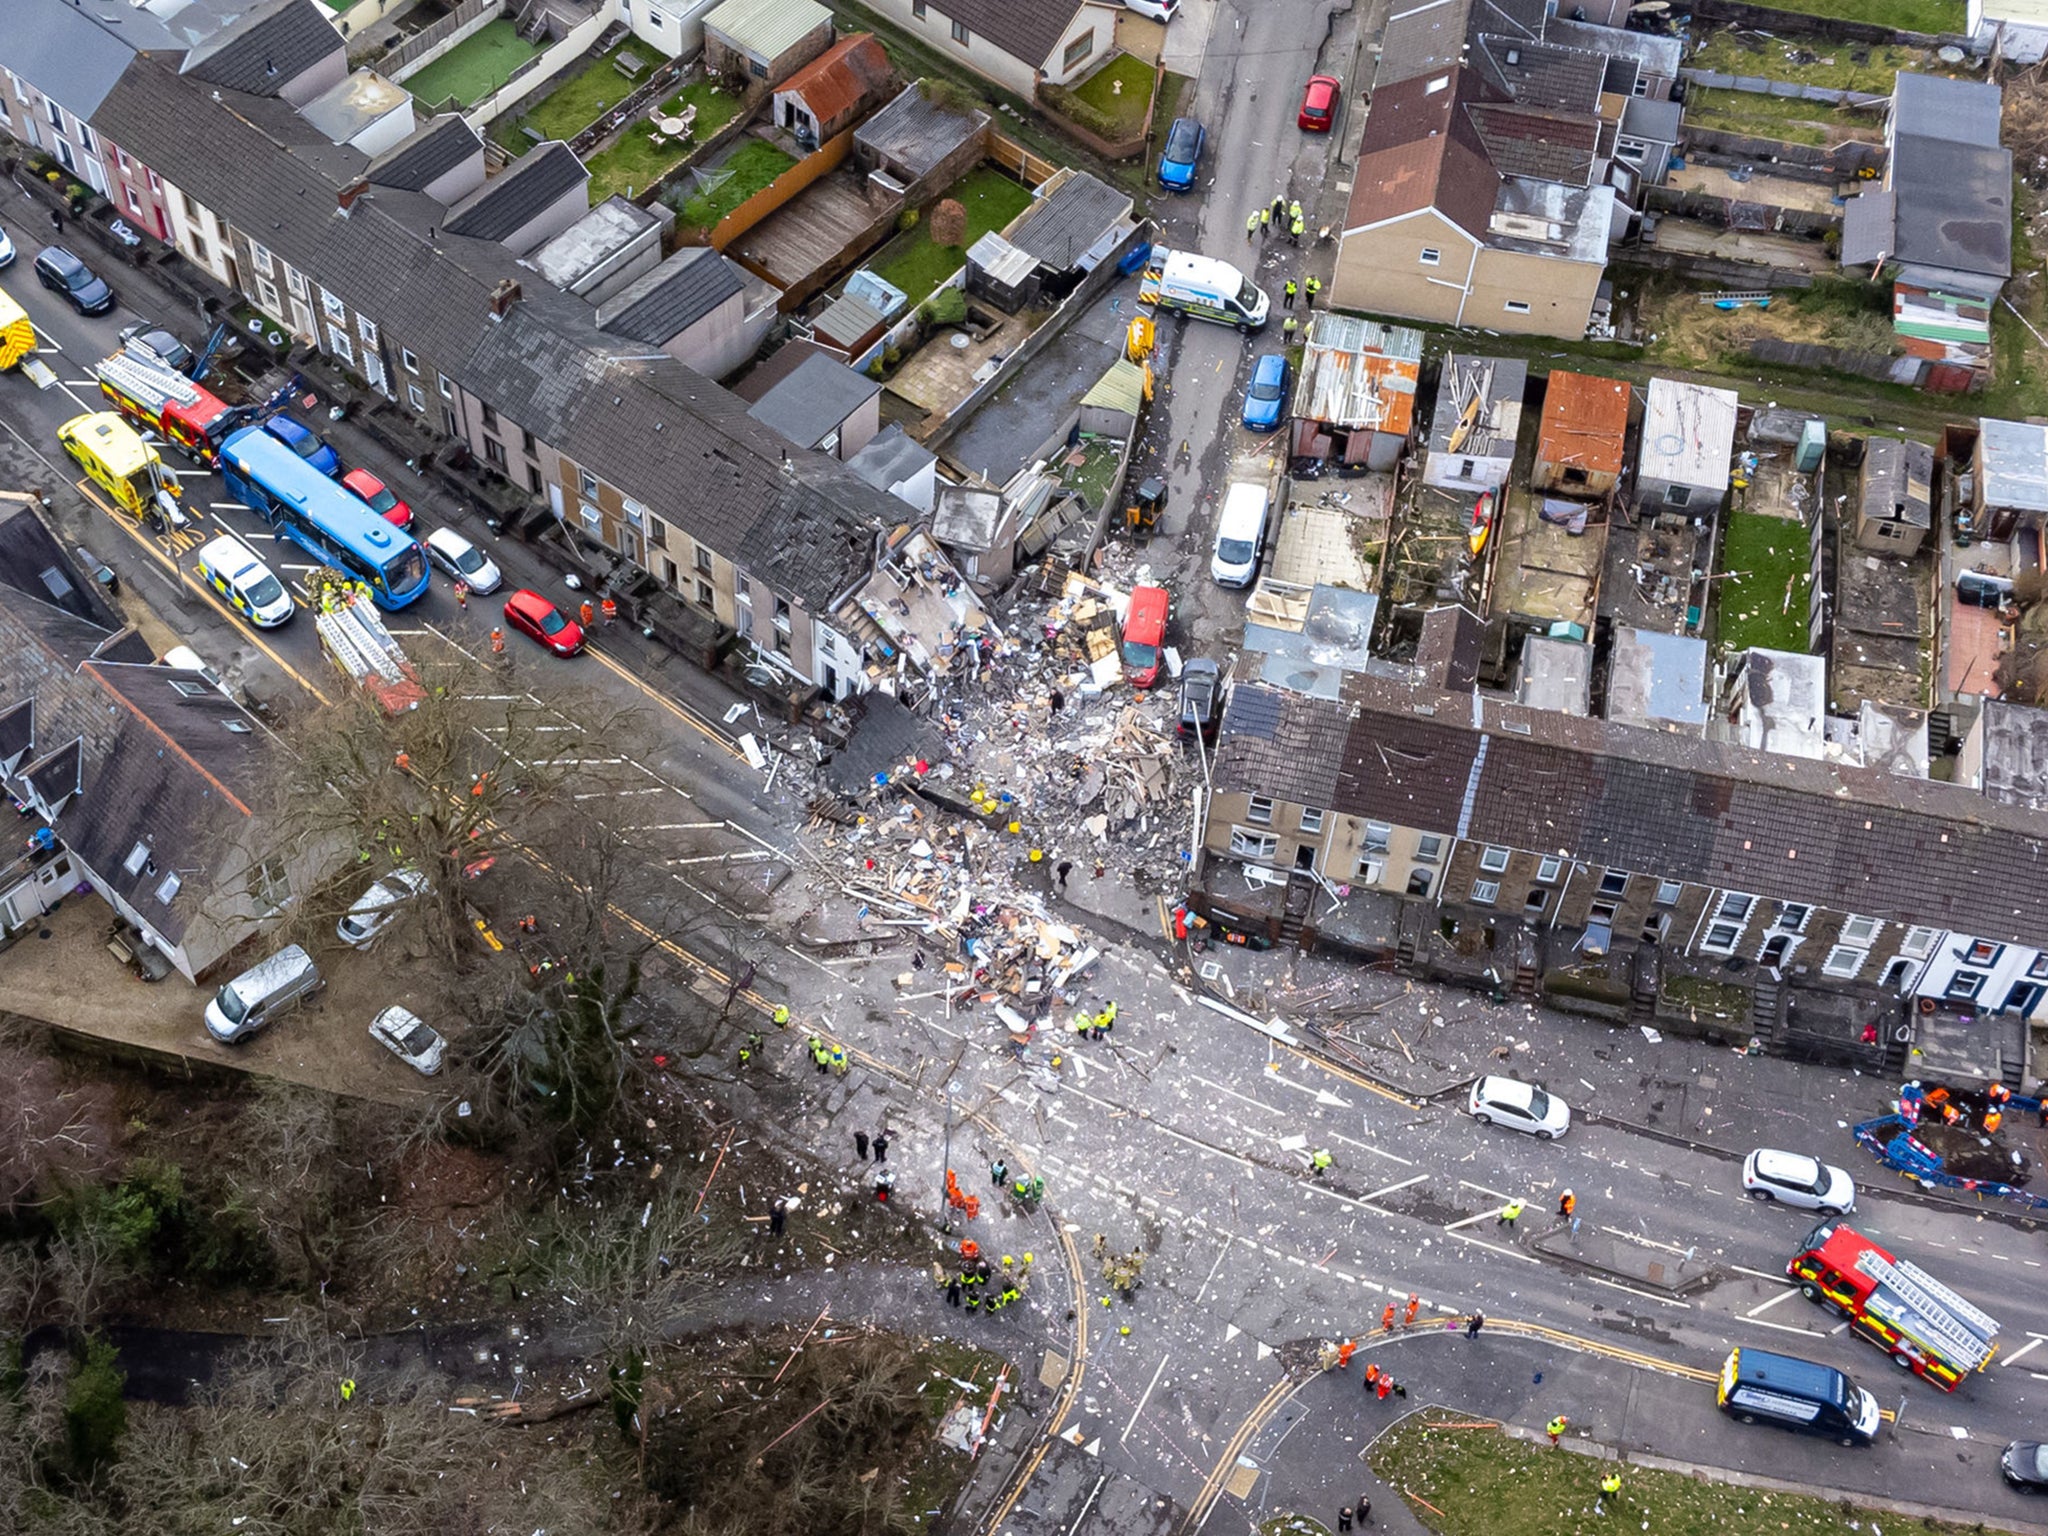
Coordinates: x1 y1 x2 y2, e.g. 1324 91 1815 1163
489 279 523 320
337 178 368 214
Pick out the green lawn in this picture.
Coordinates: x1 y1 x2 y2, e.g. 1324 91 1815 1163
1681 86 1876 148
401 21 538 110
659 77 742 140
491 40 664 153
1717 511 1813 655
581 79 744 201
1372 1419 1980 1536
672 139 796 231
1070 52 1155 140
1689 31 1935 95
1759 0 1963 30
869 166 1034 302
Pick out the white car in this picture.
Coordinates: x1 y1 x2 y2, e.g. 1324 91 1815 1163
0 227 15 268
1125 0 1178 18
195 534 294 628
1741 1149 1856 1214
336 866 428 948
1468 1074 1571 1140
424 527 503 594
369 1005 446 1075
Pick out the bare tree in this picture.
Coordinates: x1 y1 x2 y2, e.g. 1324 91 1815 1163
0 1037 120 1214
216 1080 347 1290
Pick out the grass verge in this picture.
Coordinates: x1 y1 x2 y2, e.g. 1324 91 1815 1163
673 139 796 231
1716 511 1813 655
869 165 1034 301
401 21 537 110
1371 1417 1976 1535
1070 52 1156 140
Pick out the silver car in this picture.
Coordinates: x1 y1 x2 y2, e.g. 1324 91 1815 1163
424 527 503 594
369 1005 445 1075
1468 1074 1571 1140
337 867 428 948
1741 1149 1856 1214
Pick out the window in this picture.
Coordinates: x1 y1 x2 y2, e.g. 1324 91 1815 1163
1246 797 1274 827
649 4 666 20
124 185 142 216
1364 821 1391 852
1504 300 1531 315
53 137 75 173
951 19 970 43
12 74 27 106
481 402 499 431
444 407 460 437
1771 903 1810 933
285 266 308 300
250 241 274 277
772 598 791 634
1479 845 1509 873
254 277 281 316
249 856 291 914
751 58 768 78
154 871 181 905
407 383 427 411
320 286 346 322
1597 868 1628 896
113 147 128 175
400 346 419 374
1063 32 1094 69
1299 808 1325 834
578 502 603 538
1407 868 1434 897
483 436 507 468
1900 926 1940 959
1714 893 1754 923
1665 484 1693 507
46 98 64 133
579 469 600 501
1231 829 1279 859
1840 915 1880 947
1946 970 1986 1002
1823 945 1867 979
1356 855 1384 881
526 464 543 494
1415 835 1443 863
1614 139 1648 164
1704 922 1743 951
1655 880 1682 906
1632 74 1650 96
325 325 353 365
1419 247 1441 266
2030 953 2048 980
1535 855 1562 883
123 841 152 877
1525 888 1548 915
695 579 715 608
363 351 387 393
77 123 95 154
438 372 454 399
358 314 378 348
1469 879 1499 906
1964 938 2004 967
912 0 925 13
647 518 667 550
522 428 537 454
180 188 201 220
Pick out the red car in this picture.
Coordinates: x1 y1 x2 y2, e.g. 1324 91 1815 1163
503 588 584 656
340 467 414 530
1299 74 1341 132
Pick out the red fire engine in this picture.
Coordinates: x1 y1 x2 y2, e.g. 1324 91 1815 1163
1788 1220 1999 1390
93 349 238 465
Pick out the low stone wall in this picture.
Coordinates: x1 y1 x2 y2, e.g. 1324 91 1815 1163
1680 126 1886 178
1686 0 1965 47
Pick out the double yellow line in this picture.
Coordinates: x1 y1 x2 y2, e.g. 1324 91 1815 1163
1181 1370 1310 1533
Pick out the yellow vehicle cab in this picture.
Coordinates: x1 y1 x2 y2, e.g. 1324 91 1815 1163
0 285 36 371
57 411 187 528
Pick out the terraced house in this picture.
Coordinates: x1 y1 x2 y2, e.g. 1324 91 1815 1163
1199 666 2048 1089
0 0 923 701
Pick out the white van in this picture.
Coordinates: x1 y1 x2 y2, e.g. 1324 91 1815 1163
1211 481 1270 587
204 943 322 1043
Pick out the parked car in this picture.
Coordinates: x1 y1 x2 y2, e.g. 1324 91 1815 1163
262 413 341 476
337 866 429 949
204 944 322 1044
340 467 414 530
1177 658 1222 743
1242 352 1289 431
1741 1149 1856 1214
504 588 584 656
0 227 15 268
1468 1074 1571 1139
369 1005 446 1075
1157 116 1205 191
120 321 195 373
1298 74 1341 133
196 534 294 628
424 526 502 593
2003 1442 2048 1491
1125 0 1179 18
1957 568 2015 609
34 245 115 315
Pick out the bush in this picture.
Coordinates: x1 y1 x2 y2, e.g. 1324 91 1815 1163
91 1158 188 1269
63 1334 126 1481
896 206 920 233
920 285 967 327
928 197 967 247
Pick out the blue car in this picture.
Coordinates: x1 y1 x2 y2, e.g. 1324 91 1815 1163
1157 116 1205 192
1242 353 1289 431
263 414 341 477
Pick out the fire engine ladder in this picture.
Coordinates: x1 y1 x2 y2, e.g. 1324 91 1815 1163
1854 1250 1998 1368
97 350 204 409
318 604 405 685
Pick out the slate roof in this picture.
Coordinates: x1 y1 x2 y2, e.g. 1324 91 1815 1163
1212 683 1351 812
90 54 903 610
445 142 588 243
0 497 126 632
597 246 745 344
9 0 178 118
1004 171 1132 271
1466 100 1598 184
1222 673 2048 945
365 113 482 191
855 81 989 179
910 0 1092 70
776 32 892 123
745 348 883 449
182 0 341 96
1345 67 1499 239
1471 35 1603 113
1375 0 1476 89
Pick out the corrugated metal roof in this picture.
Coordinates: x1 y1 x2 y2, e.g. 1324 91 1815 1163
1004 170 1132 271
1080 357 1145 416
1536 370 1629 474
1639 376 1737 493
855 81 989 179
703 0 834 60
1296 315 1423 435
1979 417 2048 513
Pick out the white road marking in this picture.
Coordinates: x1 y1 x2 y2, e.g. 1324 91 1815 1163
1191 1073 1287 1116
1123 1355 1170 1441
1738 1315 1827 1337
1359 1173 1428 1203
1586 1276 1690 1309
1745 1287 1803 1318
1459 1178 1515 1204
1440 1228 1541 1265
2004 1336 2045 1367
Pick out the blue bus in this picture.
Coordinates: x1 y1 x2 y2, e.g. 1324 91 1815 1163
218 425 429 609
